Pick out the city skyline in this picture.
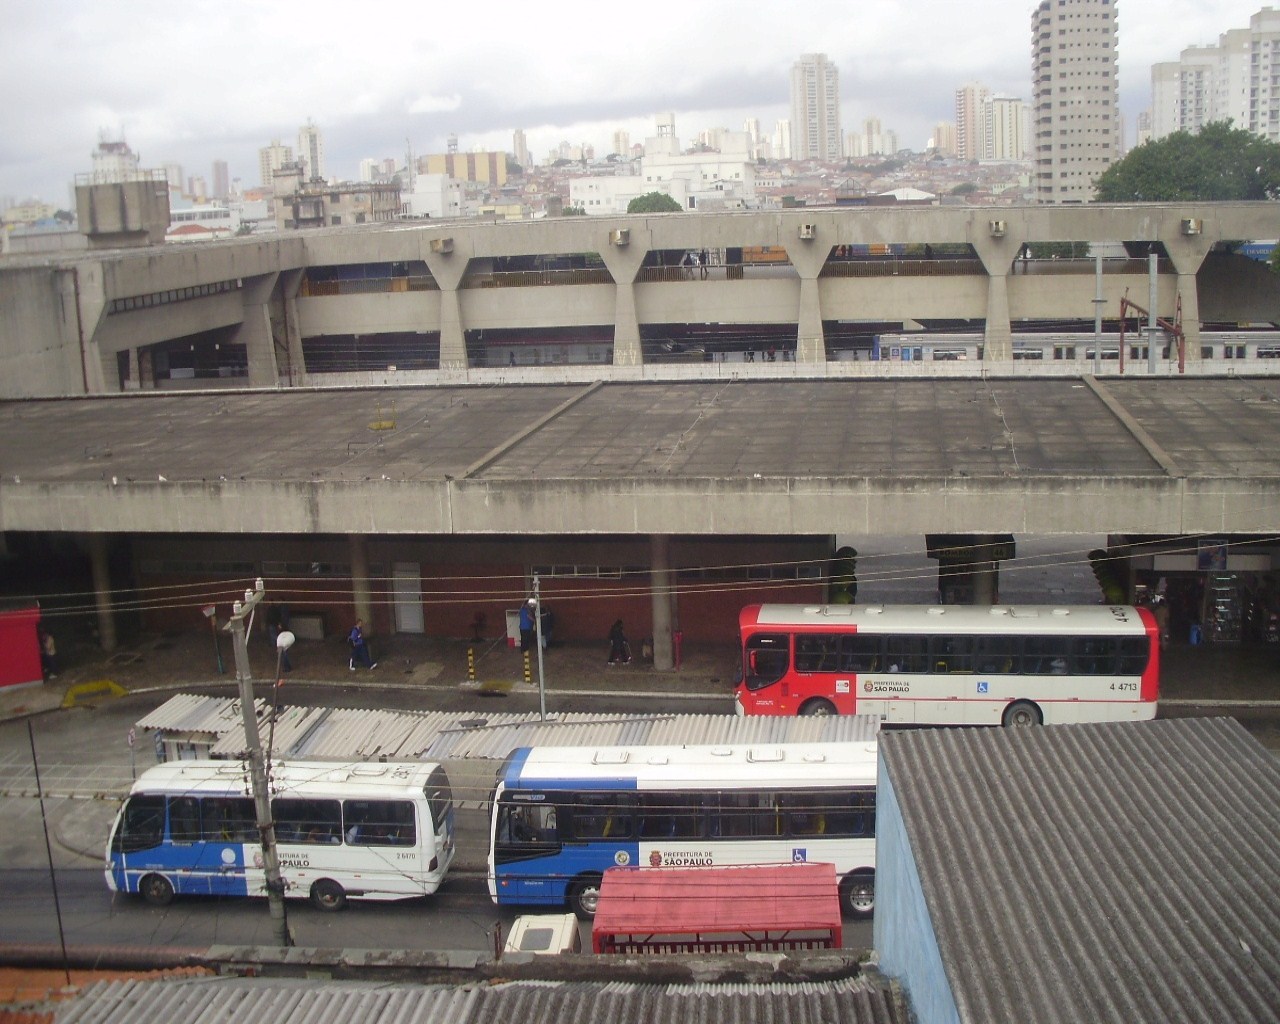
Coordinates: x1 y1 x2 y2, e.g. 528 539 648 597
0 0 1268 204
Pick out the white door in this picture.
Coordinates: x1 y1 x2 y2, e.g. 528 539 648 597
392 562 425 633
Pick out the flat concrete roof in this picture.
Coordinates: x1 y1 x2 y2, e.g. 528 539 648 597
0 376 1277 536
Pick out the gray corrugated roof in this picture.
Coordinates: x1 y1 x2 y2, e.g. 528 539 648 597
56 974 907 1024
133 694 880 762
879 717 1280 1024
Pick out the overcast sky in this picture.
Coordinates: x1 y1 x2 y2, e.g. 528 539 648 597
0 0 1268 205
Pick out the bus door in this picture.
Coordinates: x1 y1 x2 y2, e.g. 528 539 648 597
425 766 456 880
494 796 563 904
193 795 256 896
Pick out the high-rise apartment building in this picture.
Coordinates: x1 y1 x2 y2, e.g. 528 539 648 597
611 130 630 159
774 120 792 161
259 140 293 188
1031 0 1119 204
955 83 990 161
1148 13 1277 144
212 160 229 201
985 96 1029 160
90 136 141 184
298 119 325 182
513 129 530 169
932 122 957 156
790 53 841 161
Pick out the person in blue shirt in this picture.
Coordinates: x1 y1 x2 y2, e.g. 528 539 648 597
348 618 376 670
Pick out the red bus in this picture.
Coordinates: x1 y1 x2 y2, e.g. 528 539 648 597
734 603 1159 726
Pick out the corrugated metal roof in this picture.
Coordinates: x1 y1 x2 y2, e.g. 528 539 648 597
135 694 879 762
56 974 907 1024
879 717 1280 1024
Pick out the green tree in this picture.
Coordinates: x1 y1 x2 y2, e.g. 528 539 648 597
950 182 978 196
561 205 587 216
1093 121 1280 202
627 192 683 214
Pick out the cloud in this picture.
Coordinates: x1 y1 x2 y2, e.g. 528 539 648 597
407 93 464 116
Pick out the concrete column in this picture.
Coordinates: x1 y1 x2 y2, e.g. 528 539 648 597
127 348 142 390
87 532 117 652
1165 236 1212 366
271 269 306 385
795 275 826 363
598 236 646 367
649 534 674 671
1175 272 1202 364
233 273 282 387
971 539 999 605
437 286 468 369
611 280 643 366
982 272 1012 361
348 534 373 629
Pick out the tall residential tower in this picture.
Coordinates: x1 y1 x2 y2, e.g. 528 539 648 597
1031 0 1119 203
790 53 841 161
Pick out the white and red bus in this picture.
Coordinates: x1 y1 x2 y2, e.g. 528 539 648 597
734 603 1159 726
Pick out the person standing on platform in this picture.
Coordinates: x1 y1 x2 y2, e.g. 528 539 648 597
519 599 537 652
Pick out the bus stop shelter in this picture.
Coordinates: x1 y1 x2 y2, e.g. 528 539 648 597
592 862 841 954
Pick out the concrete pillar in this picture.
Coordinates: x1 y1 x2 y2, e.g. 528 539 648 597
348 534 373 629
982 272 1012 361
437 287 468 369
87 532 117 652
424 238 471 371
127 348 143 390
795 275 826 363
1165 236 1212 366
271 269 306 385
236 273 283 387
971 538 1000 605
598 236 646 367
611 280 643 366
649 534 674 671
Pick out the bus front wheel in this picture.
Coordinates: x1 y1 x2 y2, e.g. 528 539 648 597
139 873 174 907
1002 700 1043 727
799 698 837 717
310 878 348 912
840 871 875 919
567 874 603 920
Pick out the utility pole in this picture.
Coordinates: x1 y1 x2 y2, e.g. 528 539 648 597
533 573 547 721
227 578 291 947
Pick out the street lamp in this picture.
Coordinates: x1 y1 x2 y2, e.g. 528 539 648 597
266 629 296 771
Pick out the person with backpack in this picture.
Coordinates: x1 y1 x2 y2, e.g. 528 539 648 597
348 618 376 671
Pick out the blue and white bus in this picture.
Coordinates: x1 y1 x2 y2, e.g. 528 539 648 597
487 742 878 920
106 759 455 911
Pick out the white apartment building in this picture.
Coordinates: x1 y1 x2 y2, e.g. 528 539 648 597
1148 13 1275 143
1031 0 1119 204
298 119 325 181
790 53 841 161
259 140 293 188
90 137 142 184
985 96 1029 160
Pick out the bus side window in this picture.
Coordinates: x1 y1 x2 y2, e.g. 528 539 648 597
114 795 165 853
169 796 201 844
744 633 790 688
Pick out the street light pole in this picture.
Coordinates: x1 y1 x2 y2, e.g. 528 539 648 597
533 573 547 721
226 578 291 947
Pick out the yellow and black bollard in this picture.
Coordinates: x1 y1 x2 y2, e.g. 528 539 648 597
523 649 532 685
467 646 476 683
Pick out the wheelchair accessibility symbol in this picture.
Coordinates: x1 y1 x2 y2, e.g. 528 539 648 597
792 849 807 863
977 681 989 694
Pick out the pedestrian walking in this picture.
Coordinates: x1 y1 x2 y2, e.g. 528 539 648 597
607 619 632 665
348 618 376 670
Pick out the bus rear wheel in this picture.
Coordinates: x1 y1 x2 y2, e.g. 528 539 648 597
799 698 837 717
567 874 603 920
310 878 347 912
1002 700 1043 727
840 871 875 919
139 873 174 907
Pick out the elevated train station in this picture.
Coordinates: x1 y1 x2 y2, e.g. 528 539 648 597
1 203 1279 670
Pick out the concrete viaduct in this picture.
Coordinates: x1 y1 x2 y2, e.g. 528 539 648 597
1 203 1279 668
